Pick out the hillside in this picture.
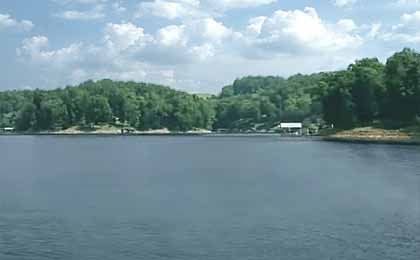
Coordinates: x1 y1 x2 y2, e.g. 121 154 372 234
1 48 420 134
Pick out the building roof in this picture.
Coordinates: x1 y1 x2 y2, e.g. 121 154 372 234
280 123 302 128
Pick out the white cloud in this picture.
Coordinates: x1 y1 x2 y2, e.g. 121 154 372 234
376 10 420 43
17 36 82 66
189 43 216 60
15 20 217 89
100 21 223 66
368 23 382 38
137 0 201 20
16 33 175 88
401 10 420 23
74 0 106 3
246 16 267 35
51 0 107 5
337 19 358 32
207 0 276 10
156 25 188 47
243 7 363 57
15 6 368 93
191 18 232 43
0 13 33 31
54 5 105 20
334 0 357 8
136 0 276 20
104 22 152 51
133 18 231 65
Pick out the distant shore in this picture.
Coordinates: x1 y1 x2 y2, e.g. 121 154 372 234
2 126 420 145
0 131 299 137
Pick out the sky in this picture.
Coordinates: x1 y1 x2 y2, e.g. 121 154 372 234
1 0 420 93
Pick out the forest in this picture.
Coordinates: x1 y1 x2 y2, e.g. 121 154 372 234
1 48 420 132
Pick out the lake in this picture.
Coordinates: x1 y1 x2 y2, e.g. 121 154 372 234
0 136 419 260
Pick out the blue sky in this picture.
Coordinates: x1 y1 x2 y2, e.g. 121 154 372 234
1 0 420 93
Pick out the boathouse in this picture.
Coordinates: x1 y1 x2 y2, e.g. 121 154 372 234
279 122 303 135
2 127 15 133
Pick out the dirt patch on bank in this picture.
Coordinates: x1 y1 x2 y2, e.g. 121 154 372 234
331 127 412 141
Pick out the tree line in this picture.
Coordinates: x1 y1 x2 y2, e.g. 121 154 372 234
321 48 420 129
0 80 215 131
214 48 420 130
1 48 420 132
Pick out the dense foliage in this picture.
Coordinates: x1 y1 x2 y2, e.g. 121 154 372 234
320 48 420 129
214 74 323 130
0 80 215 131
1 48 420 132
215 48 420 130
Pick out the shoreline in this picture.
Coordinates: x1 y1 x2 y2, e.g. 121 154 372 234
321 127 420 146
1 131 420 145
322 136 420 146
0 132 307 137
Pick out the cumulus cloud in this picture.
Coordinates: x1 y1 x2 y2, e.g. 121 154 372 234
104 22 152 51
401 11 420 23
136 0 202 20
51 0 108 5
16 33 175 87
242 7 362 57
136 0 276 20
156 25 188 47
334 0 357 8
189 43 216 60
367 23 382 38
74 0 107 3
132 18 232 65
0 13 34 31
17 36 83 66
376 10 420 43
246 16 267 35
15 6 367 92
337 19 358 32
190 18 233 43
15 18 230 89
54 5 105 20
207 0 276 10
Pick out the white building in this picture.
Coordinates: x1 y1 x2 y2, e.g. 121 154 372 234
279 123 303 135
2 127 15 132
280 123 302 129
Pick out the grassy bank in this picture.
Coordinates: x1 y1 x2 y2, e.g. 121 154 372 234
322 126 420 145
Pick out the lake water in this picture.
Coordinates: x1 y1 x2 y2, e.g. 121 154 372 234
0 136 419 260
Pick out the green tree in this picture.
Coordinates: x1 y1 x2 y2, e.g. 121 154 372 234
85 96 113 124
323 87 356 129
36 98 67 129
15 103 37 131
321 71 356 129
384 48 420 122
349 58 385 123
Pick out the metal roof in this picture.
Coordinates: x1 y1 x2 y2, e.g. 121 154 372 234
280 123 302 128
